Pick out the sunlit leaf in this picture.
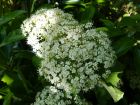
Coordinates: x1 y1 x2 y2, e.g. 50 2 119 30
1 74 14 85
101 81 124 102
106 72 121 87
64 5 76 9
65 0 80 5
96 0 105 3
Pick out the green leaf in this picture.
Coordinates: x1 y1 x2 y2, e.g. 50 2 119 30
14 50 34 60
108 28 123 37
80 4 95 23
0 10 26 26
129 14 140 21
0 49 7 65
96 27 108 32
32 56 42 68
65 0 81 5
110 61 125 73
0 29 25 47
119 17 137 27
113 37 136 56
102 81 124 102
101 19 114 28
1 74 14 85
31 0 37 13
95 87 112 105
5 71 28 97
96 0 105 3
3 90 13 105
64 5 76 9
106 72 121 87
133 47 140 72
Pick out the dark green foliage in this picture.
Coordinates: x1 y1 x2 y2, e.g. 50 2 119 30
0 0 140 105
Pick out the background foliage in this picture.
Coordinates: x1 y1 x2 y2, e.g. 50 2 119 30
0 0 140 105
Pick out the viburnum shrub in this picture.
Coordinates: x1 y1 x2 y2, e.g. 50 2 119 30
21 8 116 105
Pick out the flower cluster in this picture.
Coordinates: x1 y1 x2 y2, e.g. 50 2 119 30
21 8 116 105
21 8 82 57
130 102 139 105
32 86 91 105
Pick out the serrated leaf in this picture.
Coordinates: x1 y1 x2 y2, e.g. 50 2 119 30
102 81 124 102
113 37 136 56
106 72 121 87
0 29 25 47
0 10 26 26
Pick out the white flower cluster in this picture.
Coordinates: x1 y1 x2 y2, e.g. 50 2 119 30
32 86 91 105
130 102 139 105
21 8 116 105
21 8 82 57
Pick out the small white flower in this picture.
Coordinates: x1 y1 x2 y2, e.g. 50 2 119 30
21 8 116 105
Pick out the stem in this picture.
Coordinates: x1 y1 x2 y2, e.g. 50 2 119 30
31 0 37 13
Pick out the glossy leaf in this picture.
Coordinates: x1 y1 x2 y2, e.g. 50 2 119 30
95 27 108 32
64 5 76 9
106 72 121 87
113 37 136 56
95 87 112 105
102 81 124 102
32 56 42 67
101 19 114 28
14 50 34 60
65 0 81 5
3 90 13 105
133 47 140 72
1 74 14 85
0 29 25 47
80 4 95 23
0 10 26 26
111 61 125 72
96 0 105 3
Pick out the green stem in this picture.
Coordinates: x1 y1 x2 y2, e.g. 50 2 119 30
30 0 37 13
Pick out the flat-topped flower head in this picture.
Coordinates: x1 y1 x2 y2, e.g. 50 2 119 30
32 86 91 105
39 28 115 93
21 8 116 105
21 8 82 57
